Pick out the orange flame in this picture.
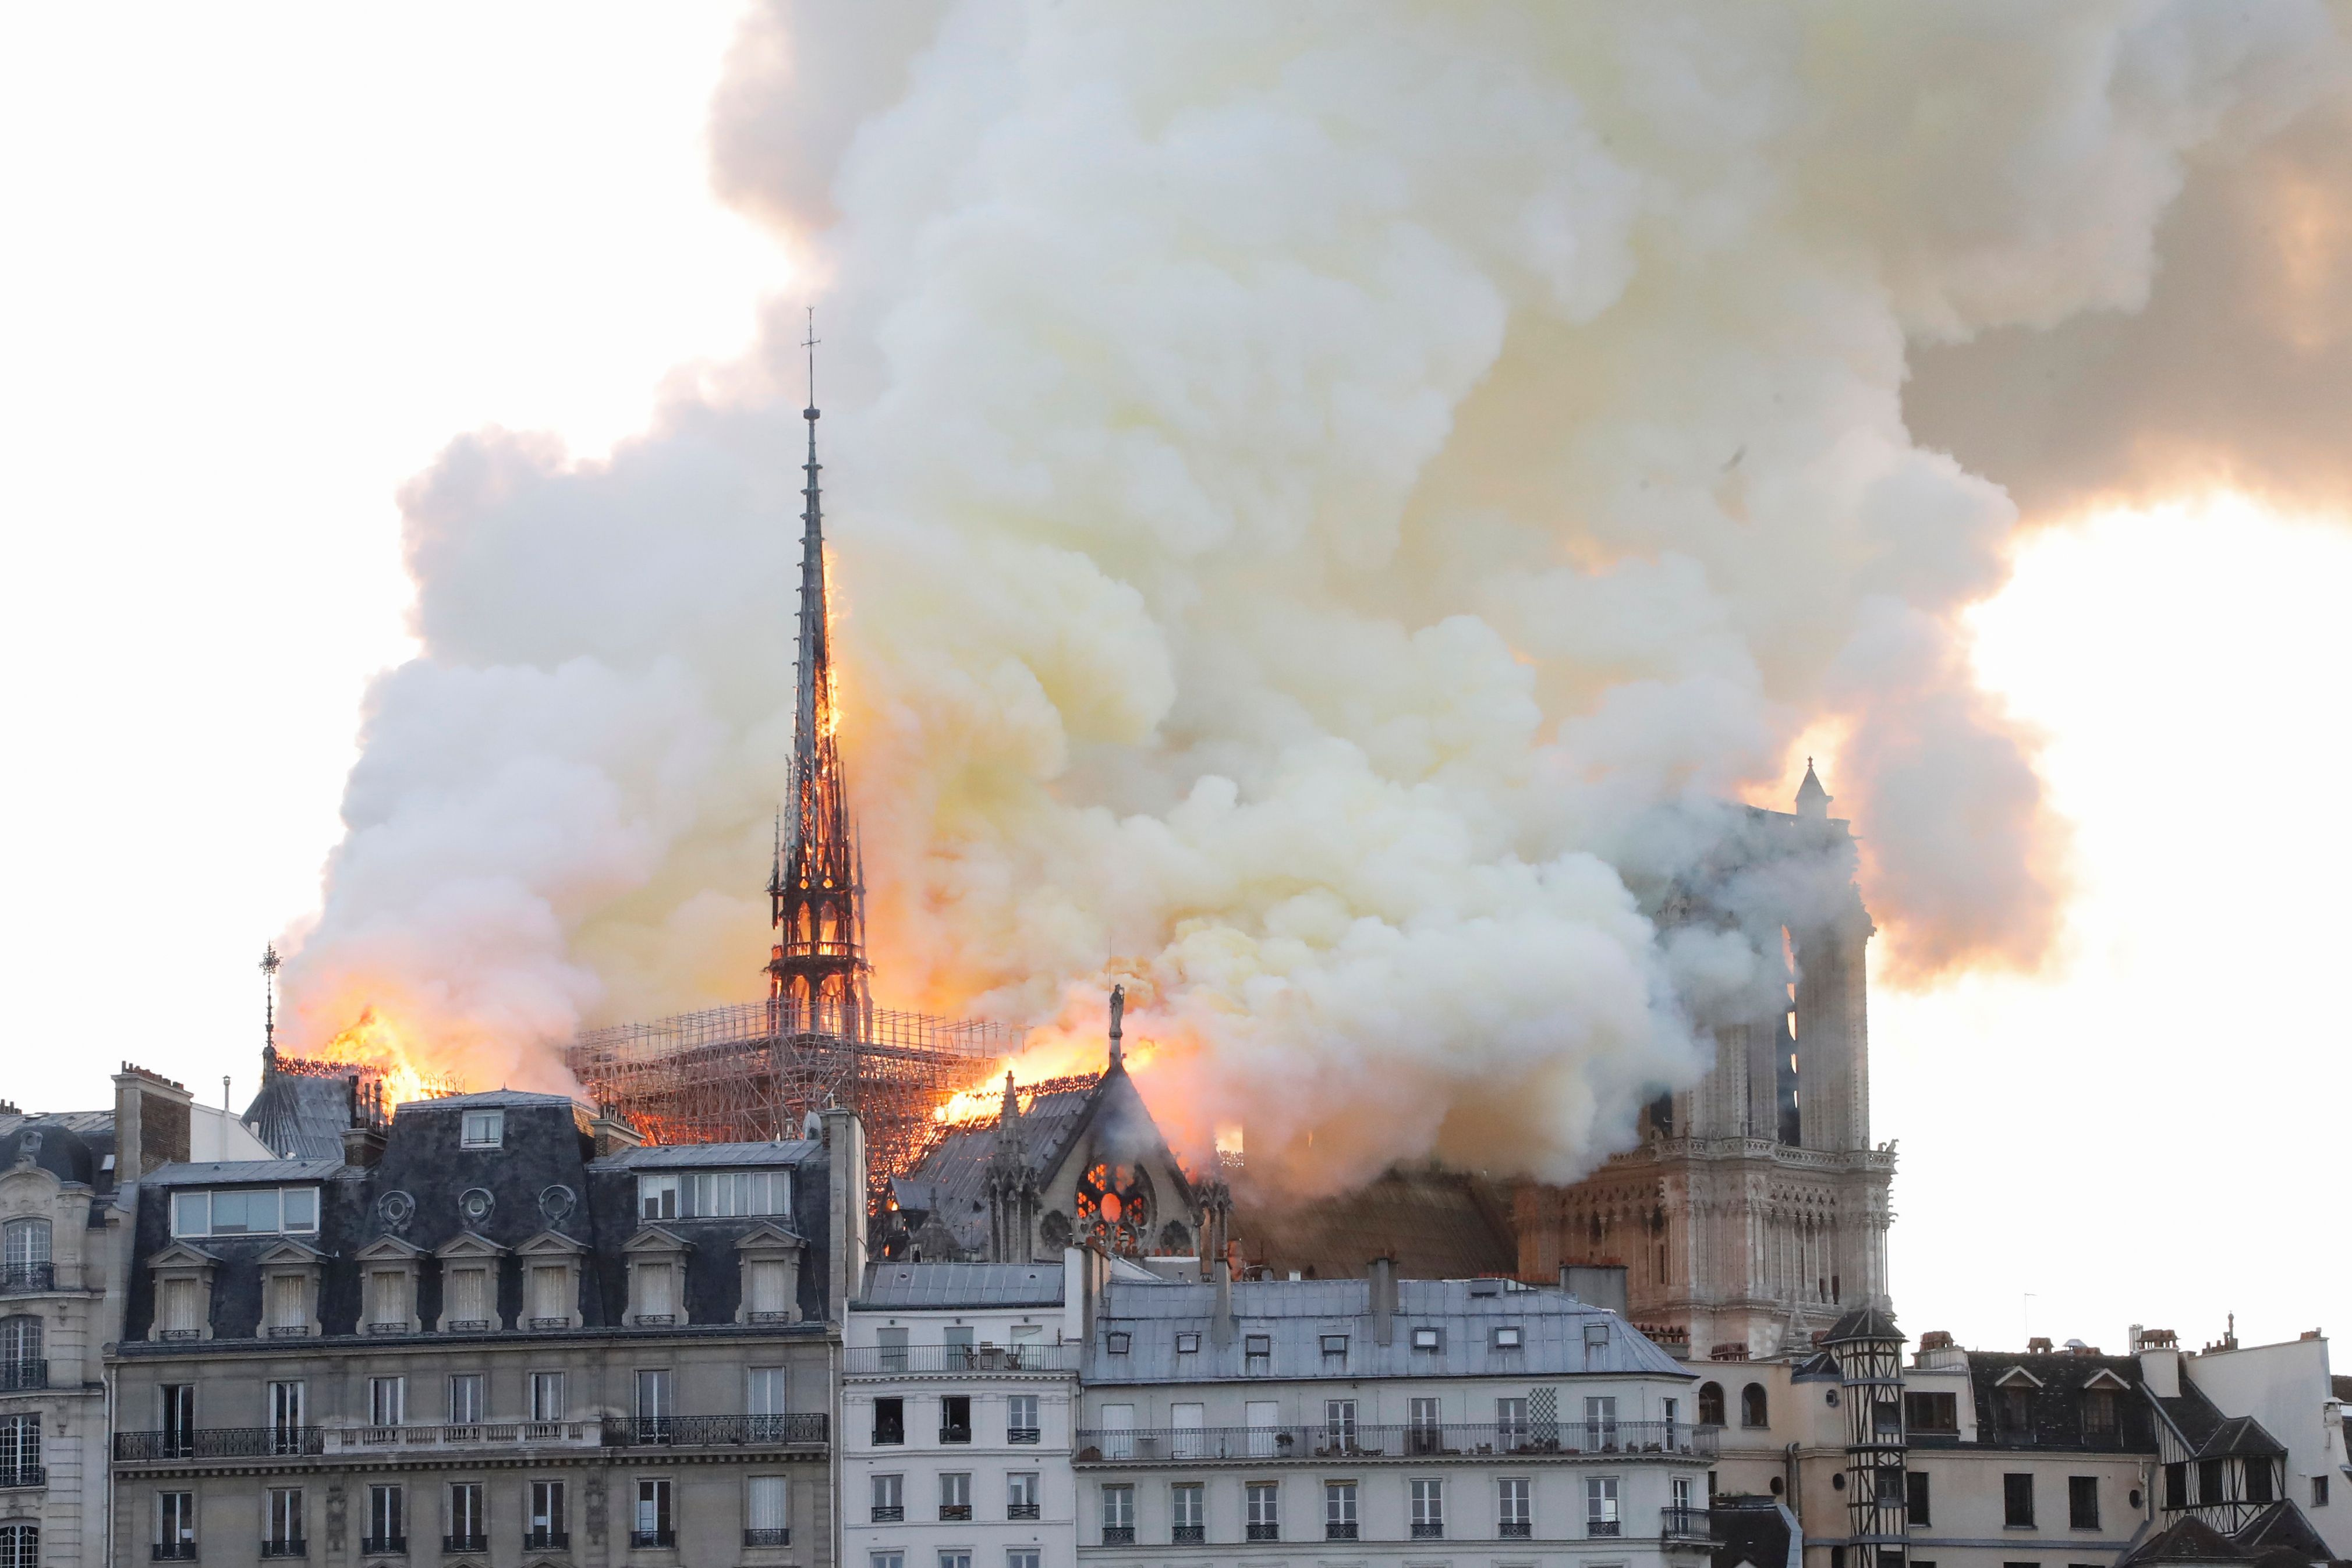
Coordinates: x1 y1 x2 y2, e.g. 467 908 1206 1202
930 1024 1161 1126
304 1006 462 1106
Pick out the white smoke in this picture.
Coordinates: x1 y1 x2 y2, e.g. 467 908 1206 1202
281 1 2348 1191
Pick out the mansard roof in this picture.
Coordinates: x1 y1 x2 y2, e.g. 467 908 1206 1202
143 1158 344 1186
593 1140 820 1170
1962 1350 2158 1452
856 1261 1067 1310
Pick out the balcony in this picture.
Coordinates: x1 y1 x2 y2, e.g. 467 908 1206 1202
1412 1522 1444 1539
364 1323 409 1337
743 1529 791 1548
1075 1418 1715 1464
118 1429 325 1461
939 1505 973 1521
1171 1525 1203 1544
940 1423 972 1445
0 1361 45 1392
1588 1519 1623 1538
1008 1425 1042 1444
523 1531 568 1552
1101 1527 1135 1545
259 1542 307 1559
152 1545 197 1561
628 1530 674 1548
441 1536 487 1555
359 1537 407 1556
1008 1503 1041 1521
1246 1524 1278 1542
1663 1506 1713 1541
1499 1520 1532 1539
601 1414 827 1449
1326 1523 1358 1541
0 1264 54 1294
0 1468 41 1489
265 1326 311 1340
870 1506 904 1523
444 1320 492 1334
844 1344 1081 1377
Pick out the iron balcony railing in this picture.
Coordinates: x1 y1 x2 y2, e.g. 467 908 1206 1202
1499 1520 1532 1538
0 1361 45 1392
628 1531 673 1548
844 1344 1081 1377
1588 1518 1623 1538
0 1264 54 1294
522 1531 568 1551
939 1505 973 1521
1008 1425 1042 1444
1411 1522 1444 1539
1171 1525 1203 1543
1076 1419 1715 1463
0 1468 43 1489
1663 1505 1713 1540
870 1506 904 1523
151 1544 197 1561
743 1528 791 1548
601 1413 828 1448
359 1537 406 1555
1245 1524 1278 1541
118 1428 325 1461
1008 1503 1041 1520
258 1541 307 1559
442 1535 487 1554
1326 1522 1359 1541
1101 1526 1135 1545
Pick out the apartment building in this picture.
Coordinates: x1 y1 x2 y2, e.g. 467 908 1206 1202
105 1089 865 1568
842 1260 1083 1568
1074 1262 1715 1568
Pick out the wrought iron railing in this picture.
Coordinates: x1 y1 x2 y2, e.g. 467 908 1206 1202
1588 1518 1623 1538
1412 1522 1444 1539
523 1531 568 1551
1499 1520 1532 1538
1008 1425 1042 1443
442 1535 487 1553
628 1531 672 1548
844 1344 1080 1376
1663 1505 1712 1539
1246 1523 1278 1541
0 1361 45 1392
0 1264 53 1294
118 1428 324 1460
151 1544 197 1561
743 1528 791 1547
1171 1524 1203 1543
601 1413 828 1448
1101 1526 1135 1545
359 1536 405 1555
1008 1503 1041 1520
939 1505 972 1521
258 1541 306 1559
1326 1522 1359 1541
869 1506 903 1523
1075 1419 1714 1463
0 1467 43 1489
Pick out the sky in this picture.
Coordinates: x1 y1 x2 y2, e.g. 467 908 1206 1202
0 5 2342 1356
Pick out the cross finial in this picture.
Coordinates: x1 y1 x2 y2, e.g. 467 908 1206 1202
260 943 281 1051
802 306 820 416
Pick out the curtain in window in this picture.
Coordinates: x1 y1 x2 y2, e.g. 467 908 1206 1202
748 1476 788 1532
750 1259 787 1314
448 1268 486 1324
530 1266 568 1320
268 1274 306 1331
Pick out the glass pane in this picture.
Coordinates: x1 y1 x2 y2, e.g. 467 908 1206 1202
171 1191 208 1237
281 1189 317 1232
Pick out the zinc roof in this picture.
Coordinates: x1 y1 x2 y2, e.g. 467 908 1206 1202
1088 1276 1691 1383
856 1261 1068 1310
141 1158 344 1187
593 1140 821 1170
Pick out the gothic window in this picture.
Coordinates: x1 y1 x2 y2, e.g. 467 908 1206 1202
1075 1164 1153 1255
1740 1383 1768 1428
1698 1382 1726 1427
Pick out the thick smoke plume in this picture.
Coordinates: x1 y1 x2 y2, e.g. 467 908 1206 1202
281 2 2348 1194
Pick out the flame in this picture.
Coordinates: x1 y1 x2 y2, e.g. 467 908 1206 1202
929 1021 1163 1126
305 1006 462 1106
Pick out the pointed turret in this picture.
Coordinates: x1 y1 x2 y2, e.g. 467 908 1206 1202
1795 757 1832 818
767 314 872 1039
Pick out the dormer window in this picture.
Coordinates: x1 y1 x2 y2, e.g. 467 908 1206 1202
637 1170 790 1221
1175 1332 1200 1354
169 1187 318 1238
1493 1325 1523 1349
1320 1334 1348 1357
1245 1333 1271 1372
1106 1332 1132 1355
1411 1327 1442 1351
461 1111 504 1149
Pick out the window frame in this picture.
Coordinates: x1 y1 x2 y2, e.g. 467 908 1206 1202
460 1111 505 1150
168 1186 320 1239
2004 1471 2036 1529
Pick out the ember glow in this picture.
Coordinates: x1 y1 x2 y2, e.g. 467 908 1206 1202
304 1006 461 1108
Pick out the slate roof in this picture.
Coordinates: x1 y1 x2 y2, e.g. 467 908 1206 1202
893 1079 1101 1253
2233 1499 2333 1559
2154 1381 2289 1461
2121 1515 2255 1566
1087 1276 1690 1383
142 1158 348 1187
856 1262 1067 1310
1825 1304 1902 1343
0 1115 114 1190
243 1072 354 1161
1232 1166 1518 1280
594 1140 820 1170
1958 1350 2159 1451
1711 1495 1801 1568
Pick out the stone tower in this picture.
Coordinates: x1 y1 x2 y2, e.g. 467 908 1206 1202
1517 763 1895 1357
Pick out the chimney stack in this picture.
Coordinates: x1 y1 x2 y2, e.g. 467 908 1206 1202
1560 1262 1630 1317
1368 1256 1398 1343
114 1063 194 1179
590 1104 644 1159
341 1076 388 1168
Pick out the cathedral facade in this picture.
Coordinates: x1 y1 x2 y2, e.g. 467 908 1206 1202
1515 764 1895 1358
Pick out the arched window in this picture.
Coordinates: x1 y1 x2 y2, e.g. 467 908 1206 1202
1742 1383 1769 1428
0 1317 39 1365
1698 1382 1726 1426
0 1220 47 1292
0 1522 37 1568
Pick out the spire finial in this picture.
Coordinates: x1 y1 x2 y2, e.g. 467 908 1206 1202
802 306 819 418
260 943 281 1051
1107 984 1126 1070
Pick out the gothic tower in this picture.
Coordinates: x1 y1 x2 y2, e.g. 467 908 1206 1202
767 354 872 1039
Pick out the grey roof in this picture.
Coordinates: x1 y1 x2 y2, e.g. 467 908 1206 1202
593 1140 821 1170
892 1080 1100 1253
1087 1276 1691 1383
0 1109 112 1138
141 1158 344 1187
243 1073 353 1161
856 1262 1067 1310
394 1089 578 1112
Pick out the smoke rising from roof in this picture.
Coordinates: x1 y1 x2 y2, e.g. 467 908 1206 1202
279 2 2347 1192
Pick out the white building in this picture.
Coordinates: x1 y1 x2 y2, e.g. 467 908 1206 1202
845 1260 1085 1568
1074 1261 1715 1568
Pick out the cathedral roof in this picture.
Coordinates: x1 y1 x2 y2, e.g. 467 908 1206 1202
1230 1166 1518 1281
243 1070 354 1162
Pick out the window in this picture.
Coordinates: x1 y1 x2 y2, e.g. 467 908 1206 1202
873 1556 904 1568
1324 1399 1358 1449
444 1265 490 1329
268 1381 305 1454
1324 1481 1358 1541
461 1110 504 1148
366 1268 410 1331
2247 1458 2276 1505
529 1371 564 1422
448 1484 485 1549
1408 1396 1442 1455
1 1219 49 1283
870 1468 903 1520
529 1480 567 1548
2000 1387 2033 1433
2199 1460 2225 1505
940 1471 972 1520
1741 1383 1769 1428
1498 1396 1529 1449
267 1487 304 1553
941 1555 971 1568
872 1396 904 1446
529 1264 572 1326
2068 1476 2098 1529
1245 1332 1271 1372
157 1492 196 1558
1101 1484 1135 1544
1009 1472 1042 1520
634 1480 674 1547
366 1484 405 1552
1170 1481 1203 1541
747 1366 786 1437
1007 1393 1040 1443
2314 1474 2330 1508
2165 1463 2187 1510
941 1325 976 1367
1175 1332 1201 1354
2005 1473 2036 1528
747 1475 789 1546
1320 1333 1349 1357
1699 1381 1726 1426
632 1368 674 1443
1246 1481 1280 1540
0 1526 32 1568
1411 1477 1445 1538
161 1385 194 1456
0 1416 37 1485
1171 1400 1207 1460
672 1169 791 1218
1105 1331 1131 1355
266 1271 310 1336
940 1393 972 1443
1007 1553 1038 1568
640 1175 679 1219
1908 1470 1932 1526
1246 1399 1280 1458
1493 1324 1523 1349
1499 1477 1531 1537
448 1373 484 1425
169 1187 318 1237
874 1326 908 1370
1585 1395 1619 1449
2082 1390 2117 1437
1587 1475 1622 1536
1905 1392 1959 1433
369 1375 405 1428
1664 1396 1681 1442
1412 1326 1442 1350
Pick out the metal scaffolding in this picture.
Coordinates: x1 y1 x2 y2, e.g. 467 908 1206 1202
561 997 1020 1207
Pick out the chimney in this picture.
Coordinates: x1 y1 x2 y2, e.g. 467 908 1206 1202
1368 1257 1398 1343
114 1063 194 1178
1561 1262 1630 1317
1212 1251 1235 1348
2140 1343 2181 1398
341 1077 387 1168
590 1105 644 1159
821 1106 867 1324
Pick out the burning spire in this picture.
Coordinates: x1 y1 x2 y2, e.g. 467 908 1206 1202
767 310 872 1039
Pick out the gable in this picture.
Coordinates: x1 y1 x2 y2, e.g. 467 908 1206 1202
435 1231 509 1260
354 1236 424 1262
1994 1365 2045 1389
516 1230 586 1258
